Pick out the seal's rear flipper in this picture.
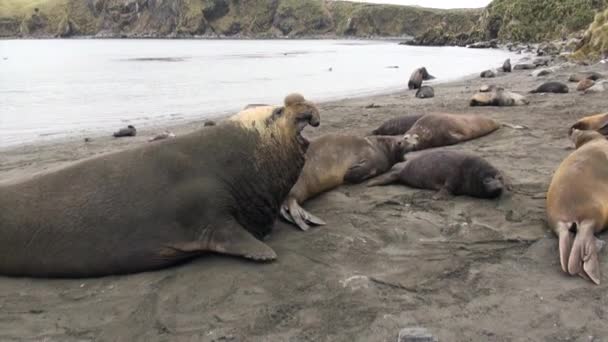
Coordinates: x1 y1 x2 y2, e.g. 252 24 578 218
367 171 399 187
281 198 325 231
199 221 277 261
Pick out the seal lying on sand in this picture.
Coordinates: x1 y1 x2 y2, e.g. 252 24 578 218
113 125 136 137
513 63 536 70
568 72 603 82
400 113 500 151
408 67 435 90
470 88 529 106
280 134 407 231
480 70 497 78
577 79 595 91
569 113 608 136
370 114 425 136
368 150 505 199
547 129 608 284
0 93 320 278
529 81 569 94
415 86 435 99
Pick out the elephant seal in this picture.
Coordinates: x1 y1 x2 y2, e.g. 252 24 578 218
415 86 435 99
480 69 497 78
479 84 502 93
470 88 529 106
400 113 500 152
569 113 608 136
204 120 216 127
584 80 608 94
502 58 512 72
529 81 569 94
568 72 603 82
370 114 425 136
368 150 505 199
408 67 435 90
113 125 136 137
513 63 537 70
0 93 320 278
547 129 608 284
577 79 595 91
148 131 176 142
280 134 407 230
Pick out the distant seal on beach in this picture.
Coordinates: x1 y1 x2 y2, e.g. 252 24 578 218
502 58 512 72
408 67 435 90
547 129 608 284
480 69 497 78
400 113 500 151
368 150 505 199
513 63 537 70
148 131 176 142
113 125 136 137
529 81 569 94
204 120 216 127
470 88 529 106
0 93 320 277
370 114 425 136
569 72 603 82
415 86 435 99
569 113 608 136
479 84 502 93
532 57 551 67
577 79 595 91
280 134 407 231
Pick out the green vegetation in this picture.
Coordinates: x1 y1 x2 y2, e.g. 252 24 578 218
573 8 608 60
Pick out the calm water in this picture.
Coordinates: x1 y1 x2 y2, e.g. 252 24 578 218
0 39 516 147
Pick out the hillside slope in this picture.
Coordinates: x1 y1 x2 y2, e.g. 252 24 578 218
0 0 480 38
573 7 608 60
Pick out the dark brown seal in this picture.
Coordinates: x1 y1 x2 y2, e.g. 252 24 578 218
547 129 608 284
529 82 569 94
502 58 512 72
401 113 500 152
408 67 435 90
280 134 407 231
113 125 136 137
415 86 435 99
370 114 425 136
368 150 505 199
0 93 320 278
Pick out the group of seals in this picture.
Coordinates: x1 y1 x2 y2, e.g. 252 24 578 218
0 93 320 277
280 134 408 231
547 129 608 285
368 150 505 199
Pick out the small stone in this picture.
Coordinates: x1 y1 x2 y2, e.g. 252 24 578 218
398 327 438 342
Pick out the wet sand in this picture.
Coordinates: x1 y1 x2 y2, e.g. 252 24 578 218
1 62 608 341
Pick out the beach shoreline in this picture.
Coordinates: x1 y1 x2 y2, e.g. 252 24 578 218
1 60 608 340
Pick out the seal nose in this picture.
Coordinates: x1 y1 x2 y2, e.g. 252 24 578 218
485 178 504 197
309 109 321 127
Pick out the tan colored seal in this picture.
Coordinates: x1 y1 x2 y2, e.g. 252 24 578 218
547 129 608 284
569 113 608 136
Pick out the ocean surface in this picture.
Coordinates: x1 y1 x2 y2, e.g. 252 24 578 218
0 39 516 147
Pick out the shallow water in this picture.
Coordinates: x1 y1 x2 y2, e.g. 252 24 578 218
0 39 516 147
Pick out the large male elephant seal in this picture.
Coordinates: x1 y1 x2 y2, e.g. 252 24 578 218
400 113 500 151
569 113 608 136
370 114 425 136
280 134 407 231
0 93 320 278
408 67 435 90
529 81 569 94
547 129 608 284
368 150 505 199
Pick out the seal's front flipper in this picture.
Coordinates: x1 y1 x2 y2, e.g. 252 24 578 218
345 160 377 184
367 171 399 187
200 221 277 261
282 197 325 231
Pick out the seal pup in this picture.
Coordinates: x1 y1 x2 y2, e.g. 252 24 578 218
0 93 320 277
577 79 595 91
408 67 435 90
480 69 497 78
529 81 569 94
370 114 425 136
415 86 435 99
569 113 608 136
502 58 512 72
547 129 608 284
584 80 608 94
400 113 501 152
280 134 407 231
568 72 603 82
470 88 529 106
368 150 505 199
113 125 136 137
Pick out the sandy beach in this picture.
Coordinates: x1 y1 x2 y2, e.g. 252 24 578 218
1 61 608 341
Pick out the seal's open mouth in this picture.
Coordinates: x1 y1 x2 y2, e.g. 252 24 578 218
297 131 310 147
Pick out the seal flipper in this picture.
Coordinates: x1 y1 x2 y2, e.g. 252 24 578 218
281 197 326 231
567 221 601 284
198 220 277 261
344 160 378 184
367 171 400 187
